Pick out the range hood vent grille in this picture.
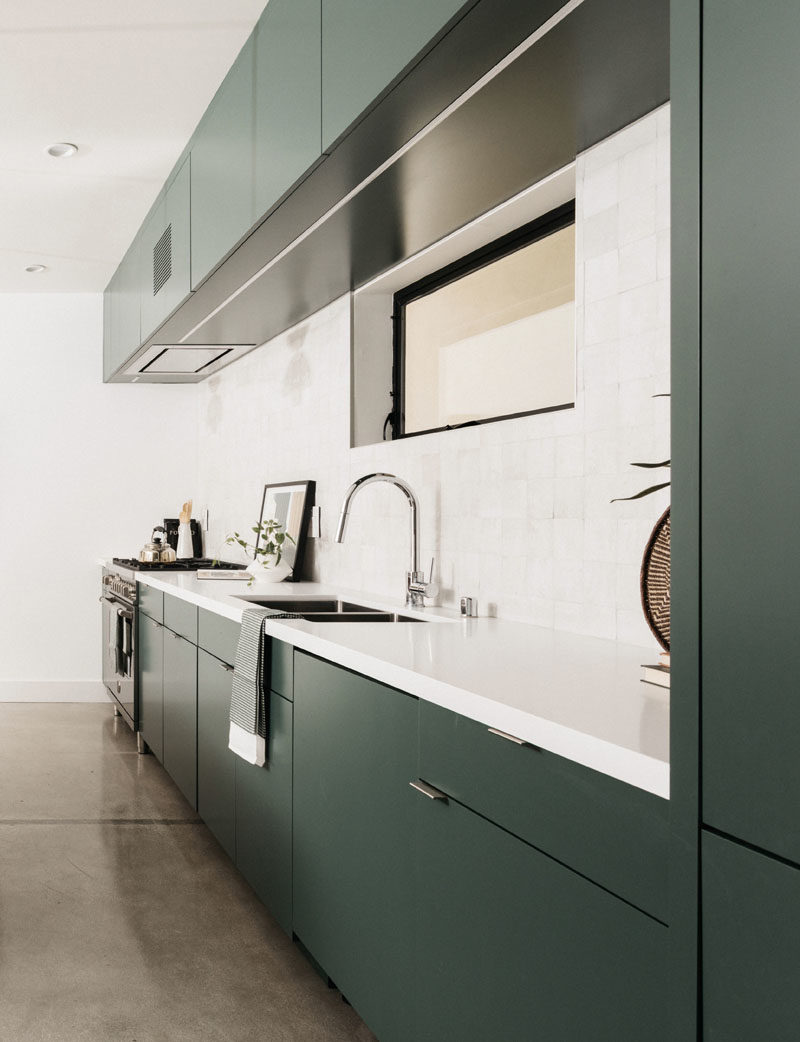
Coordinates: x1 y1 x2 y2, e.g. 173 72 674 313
153 224 172 296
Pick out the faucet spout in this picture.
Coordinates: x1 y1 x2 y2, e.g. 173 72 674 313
335 473 431 606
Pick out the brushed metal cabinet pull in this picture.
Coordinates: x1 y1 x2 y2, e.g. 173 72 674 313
409 779 447 801
488 726 528 746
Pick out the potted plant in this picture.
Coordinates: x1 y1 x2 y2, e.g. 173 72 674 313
225 519 295 585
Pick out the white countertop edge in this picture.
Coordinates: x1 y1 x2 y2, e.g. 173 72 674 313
113 565 670 801
262 619 670 800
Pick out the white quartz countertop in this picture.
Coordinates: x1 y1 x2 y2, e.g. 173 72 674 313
117 567 669 799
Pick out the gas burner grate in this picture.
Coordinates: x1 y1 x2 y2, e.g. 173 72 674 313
112 558 246 572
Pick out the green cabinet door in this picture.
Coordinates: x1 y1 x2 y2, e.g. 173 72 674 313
701 2 800 863
103 233 142 380
413 789 668 1042
191 33 256 288
703 830 800 1041
137 611 164 763
235 690 293 936
292 653 417 1042
140 156 192 341
163 629 197 809
197 648 236 859
254 0 321 218
321 0 468 149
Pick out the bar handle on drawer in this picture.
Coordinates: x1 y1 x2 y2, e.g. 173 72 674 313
488 726 529 746
219 661 235 673
409 779 447 801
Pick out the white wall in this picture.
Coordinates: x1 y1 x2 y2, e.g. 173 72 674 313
198 106 671 648
0 294 198 700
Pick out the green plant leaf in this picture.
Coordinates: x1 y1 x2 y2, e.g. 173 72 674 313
611 481 671 503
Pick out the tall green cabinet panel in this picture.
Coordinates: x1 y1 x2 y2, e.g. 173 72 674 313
197 648 236 859
104 233 142 379
254 0 322 218
191 33 256 288
700 1 800 864
139 156 191 342
235 690 293 937
321 0 468 150
413 791 668 1042
292 652 417 1042
703 830 800 1041
137 611 164 763
163 629 197 810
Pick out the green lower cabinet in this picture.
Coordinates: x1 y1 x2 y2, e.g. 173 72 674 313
197 648 236 859
163 630 197 809
703 830 800 1040
414 792 668 1042
235 690 293 936
137 611 164 763
292 653 417 1042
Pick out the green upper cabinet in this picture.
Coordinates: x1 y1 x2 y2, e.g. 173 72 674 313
191 33 256 289
321 0 468 150
139 156 192 342
103 232 142 379
254 0 322 219
700 0 800 864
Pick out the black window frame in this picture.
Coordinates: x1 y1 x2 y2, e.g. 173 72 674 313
389 200 576 440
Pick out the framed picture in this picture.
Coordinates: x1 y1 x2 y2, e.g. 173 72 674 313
255 480 315 581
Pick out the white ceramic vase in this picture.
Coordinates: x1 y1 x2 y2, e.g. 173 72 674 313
250 556 292 583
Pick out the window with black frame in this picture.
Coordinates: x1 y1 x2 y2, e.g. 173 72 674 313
390 201 576 439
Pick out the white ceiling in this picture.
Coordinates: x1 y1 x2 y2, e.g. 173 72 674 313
0 1 268 292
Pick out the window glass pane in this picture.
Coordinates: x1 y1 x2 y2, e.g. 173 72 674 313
402 223 575 434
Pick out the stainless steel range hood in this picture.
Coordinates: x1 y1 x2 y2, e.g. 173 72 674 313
123 343 255 381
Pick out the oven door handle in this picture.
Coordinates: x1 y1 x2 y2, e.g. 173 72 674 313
116 607 134 621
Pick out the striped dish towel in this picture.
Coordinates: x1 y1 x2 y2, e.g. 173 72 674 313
228 608 273 766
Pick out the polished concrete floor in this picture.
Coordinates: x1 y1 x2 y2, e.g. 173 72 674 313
0 703 377 1042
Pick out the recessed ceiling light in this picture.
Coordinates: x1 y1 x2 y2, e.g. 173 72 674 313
46 142 78 158
25 264 47 274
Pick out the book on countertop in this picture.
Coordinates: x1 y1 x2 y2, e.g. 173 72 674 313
641 663 670 688
196 569 253 581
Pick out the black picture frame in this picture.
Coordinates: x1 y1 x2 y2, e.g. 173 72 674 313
254 480 316 582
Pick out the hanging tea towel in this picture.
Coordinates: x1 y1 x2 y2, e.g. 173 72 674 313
228 608 273 766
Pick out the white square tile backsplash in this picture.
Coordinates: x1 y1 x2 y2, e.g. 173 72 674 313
197 104 671 648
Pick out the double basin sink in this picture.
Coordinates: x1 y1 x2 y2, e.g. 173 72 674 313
234 596 427 624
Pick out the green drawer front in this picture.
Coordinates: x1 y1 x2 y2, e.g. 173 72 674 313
164 594 198 644
137 583 163 623
419 702 669 921
270 639 294 700
198 609 240 666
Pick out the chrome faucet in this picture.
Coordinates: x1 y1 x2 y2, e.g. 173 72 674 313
335 473 438 608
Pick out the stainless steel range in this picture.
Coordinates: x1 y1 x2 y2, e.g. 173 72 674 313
101 559 245 751
101 567 138 738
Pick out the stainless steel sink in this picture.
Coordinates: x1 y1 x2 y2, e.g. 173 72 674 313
233 595 427 623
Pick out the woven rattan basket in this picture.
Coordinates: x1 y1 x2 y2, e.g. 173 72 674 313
640 507 670 652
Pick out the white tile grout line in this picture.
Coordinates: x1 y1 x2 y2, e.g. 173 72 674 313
179 0 588 344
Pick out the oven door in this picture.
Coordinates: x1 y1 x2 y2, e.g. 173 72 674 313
101 594 136 728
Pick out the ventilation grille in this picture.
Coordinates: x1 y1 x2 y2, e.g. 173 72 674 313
153 224 172 296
